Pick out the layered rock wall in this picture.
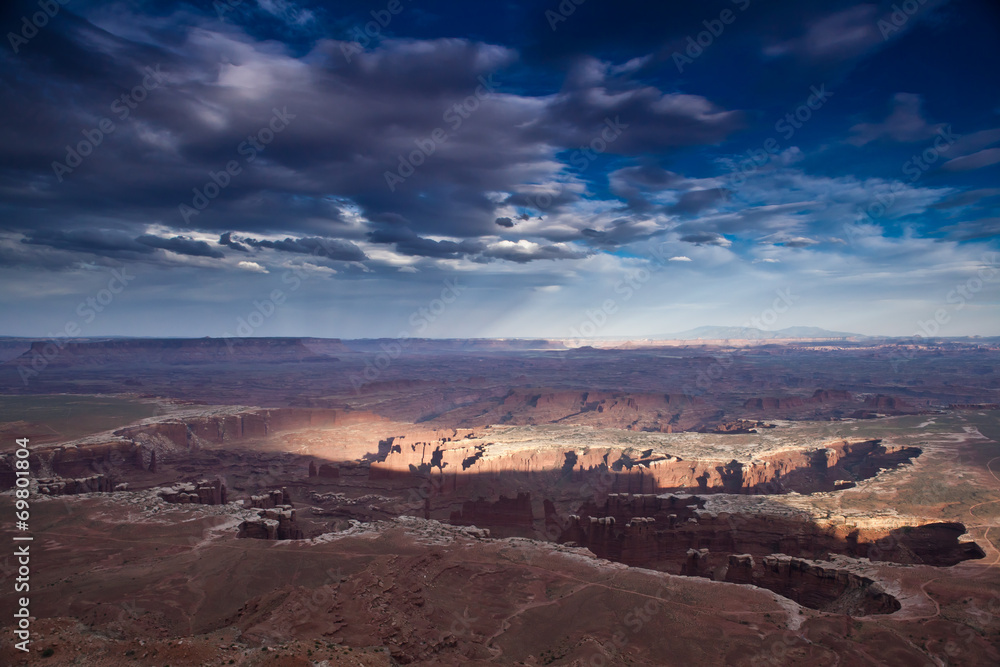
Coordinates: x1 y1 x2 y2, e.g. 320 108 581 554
369 438 918 496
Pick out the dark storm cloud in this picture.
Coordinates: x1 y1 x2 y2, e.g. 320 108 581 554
367 226 485 259
758 234 820 248
578 217 666 248
21 229 155 257
668 189 729 216
218 232 250 252
502 186 582 216
479 242 590 264
364 224 591 263
239 236 368 262
495 217 515 228
580 228 617 247
21 229 224 259
608 164 687 213
678 232 731 247
0 1 757 272
135 234 223 258
537 59 744 154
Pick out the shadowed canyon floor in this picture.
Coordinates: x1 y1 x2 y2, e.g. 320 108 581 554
1 338 999 665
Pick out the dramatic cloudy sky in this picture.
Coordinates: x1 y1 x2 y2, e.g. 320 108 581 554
2 0 999 338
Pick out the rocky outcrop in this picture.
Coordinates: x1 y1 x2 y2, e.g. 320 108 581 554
466 389 702 432
158 479 227 505
743 389 923 418
0 411 295 488
0 407 387 489
32 441 146 479
751 555 901 615
865 395 909 411
449 492 534 536
726 554 755 584
743 397 804 410
555 495 921 615
238 506 303 540
558 493 983 574
33 433 153 484
682 548 712 578
745 389 853 410
317 463 339 478
697 419 775 434
247 487 293 509
36 474 113 495
811 390 852 403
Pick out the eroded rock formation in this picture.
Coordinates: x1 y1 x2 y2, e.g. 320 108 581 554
36 474 113 495
238 506 303 540
246 487 293 509
558 493 983 570
747 555 900 615
545 493 972 615
158 479 227 505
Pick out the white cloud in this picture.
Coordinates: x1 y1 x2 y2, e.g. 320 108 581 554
237 261 268 273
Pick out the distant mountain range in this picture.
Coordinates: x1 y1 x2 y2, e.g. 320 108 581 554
657 326 865 340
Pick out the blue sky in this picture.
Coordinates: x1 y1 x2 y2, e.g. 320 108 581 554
1 0 998 338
